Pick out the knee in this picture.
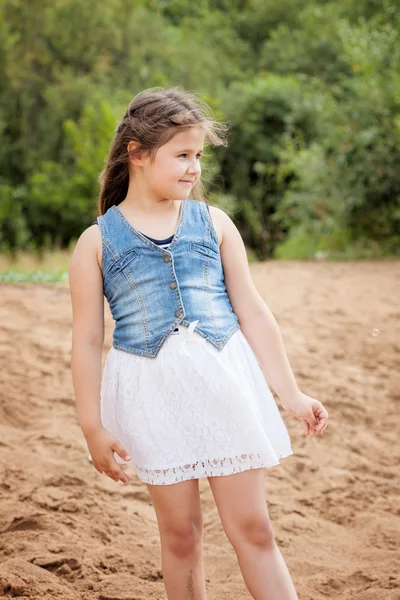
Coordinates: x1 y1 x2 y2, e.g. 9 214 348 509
162 521 203 559
229 514 276 550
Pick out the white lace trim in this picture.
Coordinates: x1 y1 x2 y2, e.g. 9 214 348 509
134 449 294 485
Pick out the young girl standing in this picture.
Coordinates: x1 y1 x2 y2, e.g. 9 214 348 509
69 87 328 600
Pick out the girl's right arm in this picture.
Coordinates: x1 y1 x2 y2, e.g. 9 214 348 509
69 225 105 435
69 225 131 485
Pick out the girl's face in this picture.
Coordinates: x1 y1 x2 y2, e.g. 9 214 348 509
139 126 206 200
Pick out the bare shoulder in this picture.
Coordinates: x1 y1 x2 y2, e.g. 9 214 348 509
207 204 238 247
70 224 103 272
207 204 264 321
68 224 105 347
207 204 232 247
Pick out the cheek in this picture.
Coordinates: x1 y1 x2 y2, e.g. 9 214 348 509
169 160 185 177
153 163 181 187
153 157 184 181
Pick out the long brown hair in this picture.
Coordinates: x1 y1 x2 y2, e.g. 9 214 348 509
98 87 229 215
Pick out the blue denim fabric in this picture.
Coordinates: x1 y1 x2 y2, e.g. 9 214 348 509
97 199 240 358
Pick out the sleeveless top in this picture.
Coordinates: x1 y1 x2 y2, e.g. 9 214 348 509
93 200 239 358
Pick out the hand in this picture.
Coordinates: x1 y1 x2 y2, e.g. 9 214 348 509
85 425 131 485
281 390 328 437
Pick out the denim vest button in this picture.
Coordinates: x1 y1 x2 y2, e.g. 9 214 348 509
175 309 183 318
170 281 177 289
164 255 171 262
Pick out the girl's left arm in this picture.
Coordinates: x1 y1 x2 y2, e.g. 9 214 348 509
213 206 329 437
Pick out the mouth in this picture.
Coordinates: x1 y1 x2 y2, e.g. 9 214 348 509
179 180 195 185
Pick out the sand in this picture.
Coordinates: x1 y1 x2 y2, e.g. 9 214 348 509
0 260 399 599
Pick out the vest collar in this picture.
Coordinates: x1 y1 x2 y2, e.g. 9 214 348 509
111 199 187 253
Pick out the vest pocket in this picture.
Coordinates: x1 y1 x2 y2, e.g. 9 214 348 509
105 248 139 281
189 241 219 260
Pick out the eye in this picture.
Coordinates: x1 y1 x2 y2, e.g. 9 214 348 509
178 153 204 159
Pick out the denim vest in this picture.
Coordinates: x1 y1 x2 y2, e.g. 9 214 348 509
96 199 240 358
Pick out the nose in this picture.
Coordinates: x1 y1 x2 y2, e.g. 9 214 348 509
187 158 201 176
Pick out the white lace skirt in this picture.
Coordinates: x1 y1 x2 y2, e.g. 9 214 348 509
89 321 294 485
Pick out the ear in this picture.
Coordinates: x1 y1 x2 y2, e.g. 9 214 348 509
127 141 145 166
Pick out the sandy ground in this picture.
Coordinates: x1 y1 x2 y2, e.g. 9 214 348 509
0 260 399 600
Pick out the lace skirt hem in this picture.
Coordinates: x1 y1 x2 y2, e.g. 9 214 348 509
134 448 294 486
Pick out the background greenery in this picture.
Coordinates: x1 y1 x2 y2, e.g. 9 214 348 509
1 0 399 268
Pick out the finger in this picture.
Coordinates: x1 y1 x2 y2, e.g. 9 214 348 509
317 420 328 435
314 406 329 421
106 466 130 485
302 420 310 435
311 418 324 436
115 471 130 485
105 469 120 482
313 403 329 428
308 414 319 431
316 415 328 430
311 413 322 435
108 452 131 484
114 467 130 484
111 442 131 462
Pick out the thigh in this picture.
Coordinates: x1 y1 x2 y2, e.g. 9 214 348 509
207 468 271 543
146 477 203 537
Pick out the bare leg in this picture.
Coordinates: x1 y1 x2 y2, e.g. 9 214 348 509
146 478 207 599
208 468 298 600
233 536 298 599
159 534 206 599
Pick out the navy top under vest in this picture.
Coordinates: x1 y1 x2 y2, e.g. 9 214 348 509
92 203 210 245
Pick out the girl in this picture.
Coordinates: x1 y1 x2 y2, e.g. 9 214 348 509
69 87 328 600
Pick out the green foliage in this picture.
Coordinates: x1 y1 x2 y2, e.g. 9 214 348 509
216 73 325 257
25 99 123 247
0 269 68 282
0 180 30 251
0 0 399 260
272 15 400 258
